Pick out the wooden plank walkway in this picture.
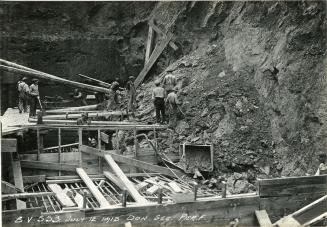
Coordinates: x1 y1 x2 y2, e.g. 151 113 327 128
0 108 34 135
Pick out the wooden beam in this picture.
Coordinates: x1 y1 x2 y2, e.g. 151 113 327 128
48 184 76 207
11 154 26 209
0 59 110 94
76 168 111 208
43 112 126 120
103 171 125 190
2 181 21 194
80 145 185 178
21 160 78 171
23 175 46 184
255 210 272 227
104 155 149 204
134 32 173 88
1 138 17 152
2 192 55 201
145 25 154 64
77 73 111 88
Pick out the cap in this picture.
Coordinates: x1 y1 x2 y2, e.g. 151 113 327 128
32 79 39 82
155 80 160 85
22 77 28 81
129 76 135 80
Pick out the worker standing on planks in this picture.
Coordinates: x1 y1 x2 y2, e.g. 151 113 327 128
29 79 40 117
152 80 166 124
17 77 30 114
126 76 136 118
315 153 327 175
162 69 177 94
111 77 124 104
165 86 180 128
72 88 88 106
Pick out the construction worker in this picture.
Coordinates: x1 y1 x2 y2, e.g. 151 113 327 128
152 80 166 124
162 70 177 93
126 76 136 118
165 86 180 128
111 77 124 104
73 88 87 106
77 112 91 125
17 77 29 113
29 79 39 117
315 153 327 175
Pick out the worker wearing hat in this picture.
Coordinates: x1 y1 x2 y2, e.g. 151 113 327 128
315 153 327 175
152 79 166 124
165 86 181 128
29 79 40 117
126 76 136 118
77 112 91 125
17 77 30 113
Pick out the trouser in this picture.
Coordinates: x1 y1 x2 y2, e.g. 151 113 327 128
29 97 37 117
114 91 119 104
128 94 136 117
18 96 28 113
168 106 178 128
154 97 165 123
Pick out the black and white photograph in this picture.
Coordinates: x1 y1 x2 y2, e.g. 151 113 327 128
0 1 326 226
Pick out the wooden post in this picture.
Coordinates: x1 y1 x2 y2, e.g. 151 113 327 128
58 128 61 176
157 187 163 204
145 25 154 64
121 189 127 207
36 129 41 161
98 129 102 173
222 181 227 198
193 182 198 201
83 189 88 209
78 128 83 167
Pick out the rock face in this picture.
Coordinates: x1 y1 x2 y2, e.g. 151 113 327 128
1 2 326 182
135 1 326 179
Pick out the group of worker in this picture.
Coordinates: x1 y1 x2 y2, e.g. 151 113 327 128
17 77 40 117
152 70 181 128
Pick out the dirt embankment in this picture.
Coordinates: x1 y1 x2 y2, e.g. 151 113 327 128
135 1 326 193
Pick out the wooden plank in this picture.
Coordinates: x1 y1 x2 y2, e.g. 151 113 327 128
104 171 125 190
258 175 327 197
21 160 78 171
48 183 76 207
23 175 46 184
134 32 173 87
104 155 149 204
20 152 79 163
255 210 272 227
2 192 55 201
2 181 20 194
76 168 111 208
11 155 26 209
292 195 327 225
43 112 125 120
259 192 326 223
1 138 17 152
145 25 154 63
80 145 185 178
100 132 110 144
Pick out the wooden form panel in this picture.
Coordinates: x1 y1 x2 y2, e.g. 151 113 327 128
258 174 327 197
2 138 17 152
88 195 260 226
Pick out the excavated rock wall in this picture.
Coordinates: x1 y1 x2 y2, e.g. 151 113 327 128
136 1 326 185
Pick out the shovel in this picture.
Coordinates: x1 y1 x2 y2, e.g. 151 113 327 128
37 96 45 115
